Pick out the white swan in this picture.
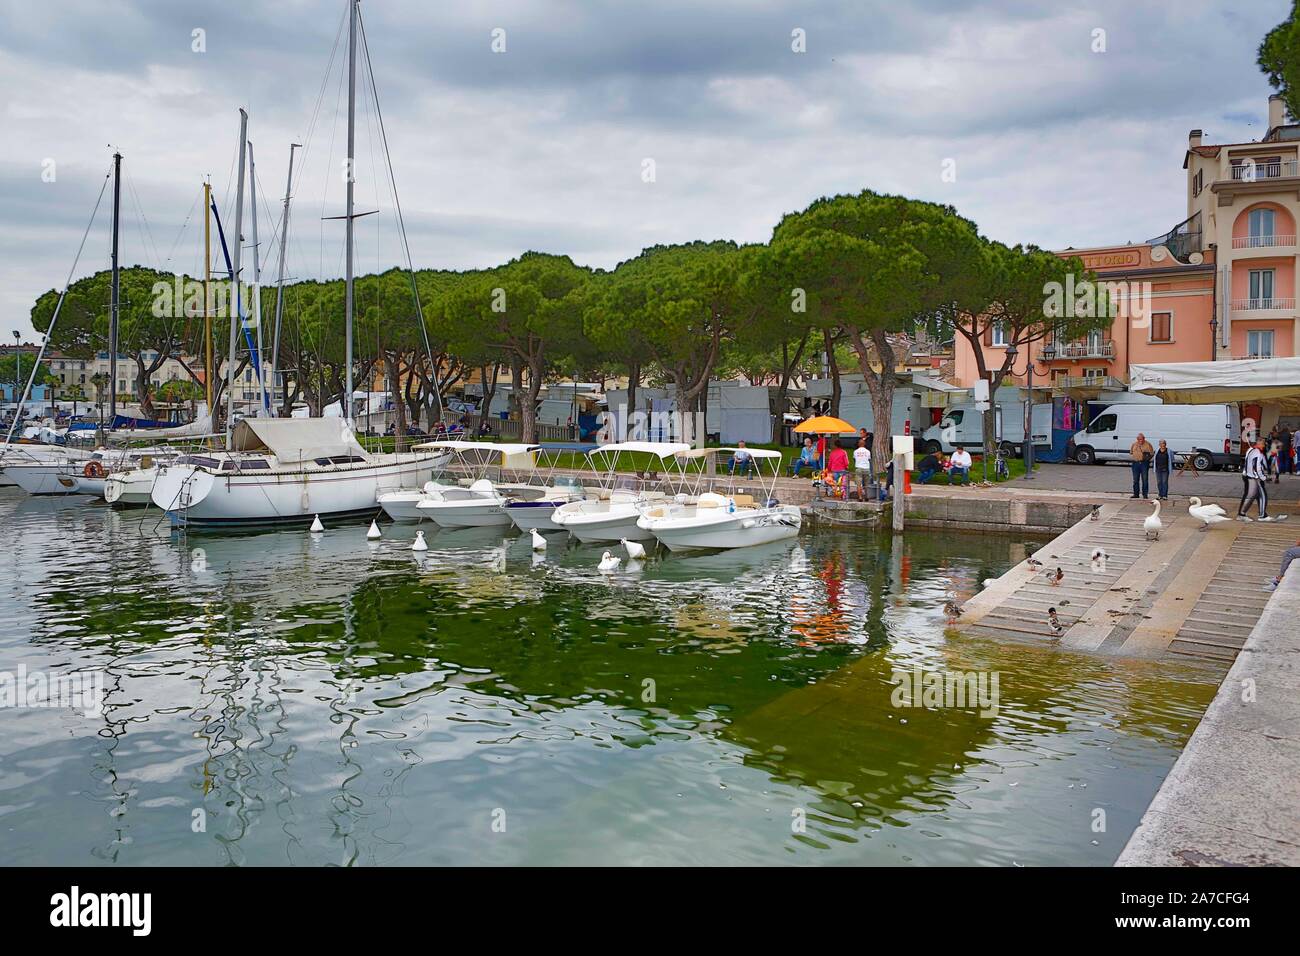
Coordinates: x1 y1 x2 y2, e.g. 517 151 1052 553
411 529 428 552
621 537 646 560
598 551 621 572
367 519 382 540
1188 496 1229 531
530 528 547 551
1144 499 1163 540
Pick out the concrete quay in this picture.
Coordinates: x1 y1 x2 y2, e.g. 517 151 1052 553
1116 565 1300 866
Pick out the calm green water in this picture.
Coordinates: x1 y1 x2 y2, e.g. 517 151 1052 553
0 490 1219 866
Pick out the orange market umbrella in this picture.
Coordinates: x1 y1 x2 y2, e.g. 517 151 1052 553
793 415 856 434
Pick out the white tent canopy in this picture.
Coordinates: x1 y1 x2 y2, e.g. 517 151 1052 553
231 417 368 463
1130 358 1300 411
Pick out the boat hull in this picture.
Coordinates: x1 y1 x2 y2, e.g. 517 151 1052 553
151 454 441 527
104 469 157 506
504 499 572 532
640 506 802 552
418 498 511 529
554 502 654 543
8 463 86 496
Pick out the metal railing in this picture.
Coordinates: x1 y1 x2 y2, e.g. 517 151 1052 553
1039 340 1115 360
1055 375 1126 391
1232 234 1298 249
1230 297 1296 312
1229 160 1299 180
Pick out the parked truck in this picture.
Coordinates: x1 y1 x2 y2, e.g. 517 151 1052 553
919 402 1053 456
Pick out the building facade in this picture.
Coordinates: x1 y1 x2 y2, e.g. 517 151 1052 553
954 93 1297 393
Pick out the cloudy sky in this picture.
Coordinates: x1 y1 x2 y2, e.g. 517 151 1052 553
0 0 1288 339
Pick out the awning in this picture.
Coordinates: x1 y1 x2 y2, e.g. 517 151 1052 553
231 417 368 463
674 447 783 460
1130 358 1300 411
590 441 692 458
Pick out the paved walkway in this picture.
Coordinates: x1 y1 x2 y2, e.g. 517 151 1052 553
958 498 1297 667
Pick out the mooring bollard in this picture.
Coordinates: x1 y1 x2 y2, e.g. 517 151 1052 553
893 452 906 532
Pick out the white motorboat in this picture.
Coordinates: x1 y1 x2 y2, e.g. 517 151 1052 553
7 460 85 496
635 447 802 551
413 442 545 529
504 476 587 532
150 418 444 527
377 479 460 522
550 441 689 543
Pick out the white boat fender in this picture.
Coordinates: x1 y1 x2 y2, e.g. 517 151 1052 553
367 519 382 540
412 529 428 552
740 518 756 529
310 515 324 533
530 528 547 551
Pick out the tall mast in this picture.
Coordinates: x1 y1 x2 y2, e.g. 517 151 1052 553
203 179 213 426
344 0 357 429
225 108 248 449
271 143 300 418
248 139 268 415
109 151 121 424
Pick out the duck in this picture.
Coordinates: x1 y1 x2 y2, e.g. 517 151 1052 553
1048 566 1064 586
598 551 621 573
1187 496 1230 531
530 528 547 551
367 519 382 540
1047 607 1064 637
621 538 647 560
411 529 428 552
1090 548 1109 572
1144 498 1163 540
942 592 964 623
1089 505 1101 522
1026 558 1044 570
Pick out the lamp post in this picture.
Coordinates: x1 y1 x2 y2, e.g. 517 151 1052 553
1004 342 1041 480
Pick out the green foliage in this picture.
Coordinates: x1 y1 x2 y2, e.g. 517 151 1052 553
1260 2 1300 123
0 355 55 388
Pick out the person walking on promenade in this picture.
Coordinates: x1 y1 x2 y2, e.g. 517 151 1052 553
1154 440 1172 500
852 438 873 501
1129 433 1154 499
1239 438 1285 522
1265 539 1300 591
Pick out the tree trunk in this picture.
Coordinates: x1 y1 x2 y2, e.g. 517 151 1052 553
385 349 408 452
822 328 841 418
521 360 543 443
625 360 640 444
846 326 896 478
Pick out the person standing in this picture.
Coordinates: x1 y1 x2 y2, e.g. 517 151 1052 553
1129 433 1154 499
1279 425 1293 476
1154 440 1172 500
827 442 849 498
853 438 873 501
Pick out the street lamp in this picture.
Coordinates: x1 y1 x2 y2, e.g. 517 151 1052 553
1004 342 1043 480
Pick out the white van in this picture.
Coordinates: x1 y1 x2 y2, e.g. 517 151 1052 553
920 402 1052 455
1070 404 1240 470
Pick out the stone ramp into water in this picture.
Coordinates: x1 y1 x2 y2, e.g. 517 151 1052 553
958 498 1295 668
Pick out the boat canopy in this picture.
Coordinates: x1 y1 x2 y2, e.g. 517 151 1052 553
589 441 692 458
674 447 783 460
230 417 368 463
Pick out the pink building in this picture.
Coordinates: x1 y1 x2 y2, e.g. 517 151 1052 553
954 94 1297 394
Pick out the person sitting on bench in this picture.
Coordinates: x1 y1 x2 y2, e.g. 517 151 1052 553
728 440 756 477
789 438 817 477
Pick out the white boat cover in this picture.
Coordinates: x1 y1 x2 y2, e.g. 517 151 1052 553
230 417 368 463
674 446 782 460
1130 358 1300 411
590 441 692 458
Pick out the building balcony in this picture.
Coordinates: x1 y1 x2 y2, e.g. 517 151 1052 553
1054 375 1127 393
1229 297 1296 314
1229 160 1299 181
1039 340 1115 361
1231 234 1298 250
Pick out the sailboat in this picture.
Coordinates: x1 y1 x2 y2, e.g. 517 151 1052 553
151 0 443 527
